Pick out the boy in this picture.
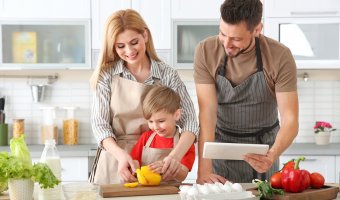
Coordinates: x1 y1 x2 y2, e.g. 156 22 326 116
129 85 196 182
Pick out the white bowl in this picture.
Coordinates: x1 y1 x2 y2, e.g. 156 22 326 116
62 183 98 200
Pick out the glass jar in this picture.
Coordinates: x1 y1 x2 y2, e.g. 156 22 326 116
13 119 24 138
40 107 58 144
63 107 78 145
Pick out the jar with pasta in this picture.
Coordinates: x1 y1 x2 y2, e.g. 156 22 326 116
63 107 78 145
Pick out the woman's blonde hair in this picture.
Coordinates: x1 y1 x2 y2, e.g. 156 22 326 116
90 9 160 89
142 86 181 120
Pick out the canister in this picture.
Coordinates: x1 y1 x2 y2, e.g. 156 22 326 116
63 107 78 145
40 107 58 144
0 123 8 146
13 119 24 138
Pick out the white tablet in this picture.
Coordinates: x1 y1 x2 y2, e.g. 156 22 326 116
203 142 269 160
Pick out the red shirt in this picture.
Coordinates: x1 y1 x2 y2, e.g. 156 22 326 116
130 130 196 171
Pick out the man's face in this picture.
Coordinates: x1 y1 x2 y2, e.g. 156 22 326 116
218 20 258 58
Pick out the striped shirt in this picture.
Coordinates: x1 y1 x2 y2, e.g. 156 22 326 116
91 59 199 145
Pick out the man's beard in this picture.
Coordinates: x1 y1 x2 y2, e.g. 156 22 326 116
225 38 254 58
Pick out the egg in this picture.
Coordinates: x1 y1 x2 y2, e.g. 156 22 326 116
221 183 232 192
187 184 199 196
231 183 243 192
179 185 191 194
197 184 210 195
207 183 223 193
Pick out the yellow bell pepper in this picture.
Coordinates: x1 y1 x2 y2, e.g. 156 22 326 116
136 166 161 186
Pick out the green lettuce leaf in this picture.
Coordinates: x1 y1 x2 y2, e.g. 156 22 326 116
10 134 32 166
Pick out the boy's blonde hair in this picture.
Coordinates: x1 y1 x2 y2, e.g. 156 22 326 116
142 86 181 120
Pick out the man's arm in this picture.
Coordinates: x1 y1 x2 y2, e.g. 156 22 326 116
196 83 227 184
244 91 299 173
271 91 299 160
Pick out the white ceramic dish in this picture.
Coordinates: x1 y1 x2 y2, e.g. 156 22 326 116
203 142 269 160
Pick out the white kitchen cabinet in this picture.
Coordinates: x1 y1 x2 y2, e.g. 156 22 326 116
280 155 336 183
264 0 340 18
171 0 221 19
0 0 91 19
336 156 340 184
91 0 170 50
91 0 130 50
132 0 171 49
33 157 88 182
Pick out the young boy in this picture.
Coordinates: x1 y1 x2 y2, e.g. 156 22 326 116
129 85 196 182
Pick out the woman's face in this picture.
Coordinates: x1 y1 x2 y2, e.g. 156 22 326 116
147 109 180 138
115 29 148 66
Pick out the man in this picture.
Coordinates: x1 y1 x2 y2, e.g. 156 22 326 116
194 0 299 183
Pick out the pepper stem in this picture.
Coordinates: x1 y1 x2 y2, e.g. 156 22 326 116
294 156 305 169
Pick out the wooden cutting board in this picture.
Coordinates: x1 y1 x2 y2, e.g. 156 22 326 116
249 185 339 200
99 184 179 198
0 192 10 200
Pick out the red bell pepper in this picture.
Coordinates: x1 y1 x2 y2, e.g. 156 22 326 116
281 159 297 171
281 156 310 193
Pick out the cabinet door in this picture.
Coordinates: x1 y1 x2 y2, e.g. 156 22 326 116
336 156 340 184
171 0 221 19
91 0 131 49
265 0 340 18
0 0 91 19
280 155 336 183
132 0 171 49
61 157 88 182
32 157 89 182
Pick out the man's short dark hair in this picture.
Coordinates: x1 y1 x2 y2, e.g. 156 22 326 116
220 0 262 32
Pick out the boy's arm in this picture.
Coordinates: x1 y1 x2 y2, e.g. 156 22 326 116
173 164 189 182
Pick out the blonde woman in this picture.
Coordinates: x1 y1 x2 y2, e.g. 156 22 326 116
89 9 198 184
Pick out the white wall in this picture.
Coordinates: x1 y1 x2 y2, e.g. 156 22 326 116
0 69 339 144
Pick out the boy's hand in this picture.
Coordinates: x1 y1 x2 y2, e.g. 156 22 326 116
161 155 181 180
148 160 164 174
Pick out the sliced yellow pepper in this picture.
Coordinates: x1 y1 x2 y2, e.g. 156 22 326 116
123 182 139 188
136 166 162 186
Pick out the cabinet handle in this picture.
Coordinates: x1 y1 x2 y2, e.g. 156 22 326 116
290 11 338 15
304 158 317 162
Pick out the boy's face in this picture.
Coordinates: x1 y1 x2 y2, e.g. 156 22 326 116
147 109 181 138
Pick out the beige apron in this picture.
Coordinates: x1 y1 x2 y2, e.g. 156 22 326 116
141 130 179 166
89 75 154 184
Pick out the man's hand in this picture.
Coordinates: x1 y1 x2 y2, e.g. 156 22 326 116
196 173 227 184
243 149 277 173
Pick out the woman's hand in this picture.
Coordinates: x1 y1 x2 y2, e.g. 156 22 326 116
161 155 181 181
115 148 138 183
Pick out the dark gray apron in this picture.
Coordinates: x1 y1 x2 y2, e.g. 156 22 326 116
213 38 279 183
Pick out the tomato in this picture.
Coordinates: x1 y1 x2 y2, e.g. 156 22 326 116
310 172 325 189
270 172 282 189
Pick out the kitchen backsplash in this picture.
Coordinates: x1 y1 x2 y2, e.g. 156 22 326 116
0 70 339 145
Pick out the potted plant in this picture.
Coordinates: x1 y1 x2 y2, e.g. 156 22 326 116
0 135 60 200
313 121 336 145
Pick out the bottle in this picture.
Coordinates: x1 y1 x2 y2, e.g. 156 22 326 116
39 139 62 200
40 107 58 144
63 107 78 145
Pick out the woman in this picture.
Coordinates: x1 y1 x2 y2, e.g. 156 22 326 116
89 9 198 184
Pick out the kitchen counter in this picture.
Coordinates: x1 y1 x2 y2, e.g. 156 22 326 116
0 144 97 157
1 143 340 157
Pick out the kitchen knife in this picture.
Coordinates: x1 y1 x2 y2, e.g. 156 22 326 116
0 97 5 124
